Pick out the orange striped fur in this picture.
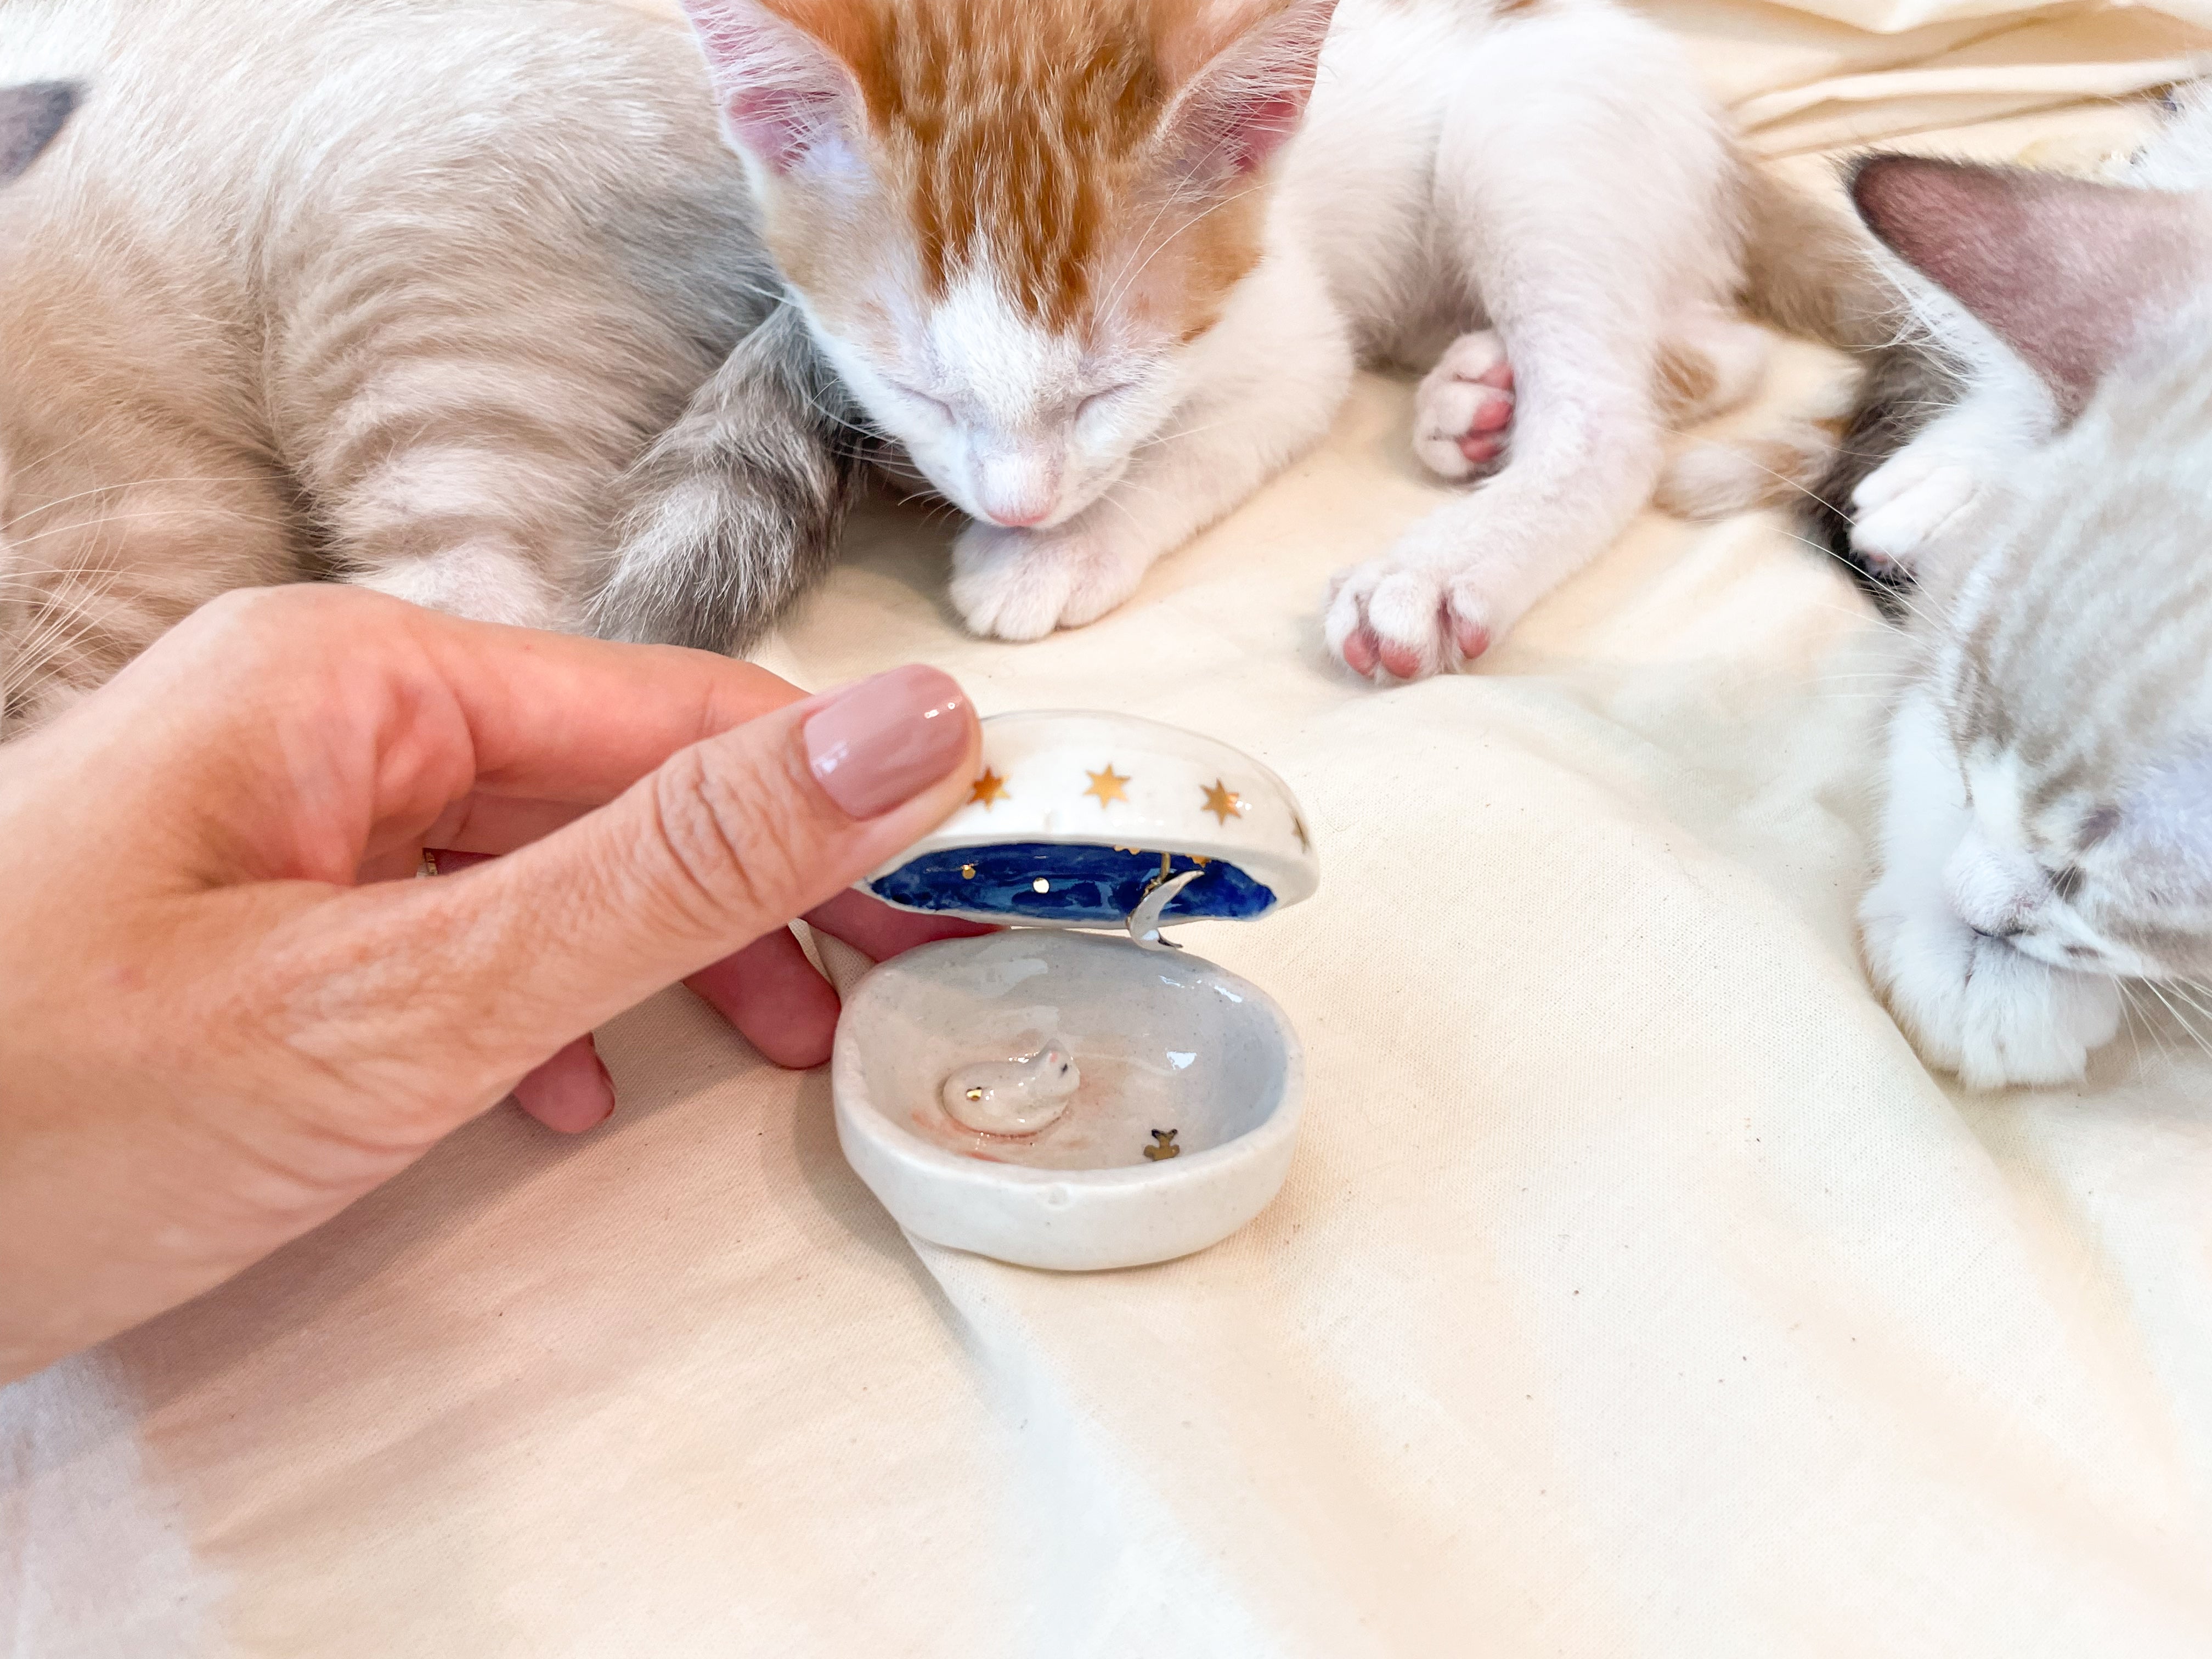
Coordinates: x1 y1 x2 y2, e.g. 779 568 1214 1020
746 0 1301 341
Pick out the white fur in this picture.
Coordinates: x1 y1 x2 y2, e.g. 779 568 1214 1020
1860 690 2122 1088
1843 312 2050 576
949 246 1355 639
1410 330 1515 483
702 0 1753 665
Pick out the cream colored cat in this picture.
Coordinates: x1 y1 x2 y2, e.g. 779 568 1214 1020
0 0 856 732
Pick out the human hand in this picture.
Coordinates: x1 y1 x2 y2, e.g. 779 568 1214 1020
0 586 983 1382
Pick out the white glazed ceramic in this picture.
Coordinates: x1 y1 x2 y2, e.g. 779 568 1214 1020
833 930 1304 1271
859 710 1318 927
831 710 1315 1271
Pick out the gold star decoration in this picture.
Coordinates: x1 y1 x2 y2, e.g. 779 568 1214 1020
969 769 1009 810
1084 764 1132 808
1143 1129 1181 1161
1200 780 1246 826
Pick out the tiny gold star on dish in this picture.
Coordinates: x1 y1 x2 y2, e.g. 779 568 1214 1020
1084 764 1131 808
969 769 1009 810
1200 780 1246 825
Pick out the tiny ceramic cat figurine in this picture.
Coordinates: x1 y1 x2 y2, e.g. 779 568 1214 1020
942 1042 1081 1136
674 0 1872 680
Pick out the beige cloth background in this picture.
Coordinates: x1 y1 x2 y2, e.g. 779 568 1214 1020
9 3 2212 1653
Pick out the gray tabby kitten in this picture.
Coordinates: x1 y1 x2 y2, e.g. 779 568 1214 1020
1790 89 2212 1087
0 0 856 735
1667 88 2212 1087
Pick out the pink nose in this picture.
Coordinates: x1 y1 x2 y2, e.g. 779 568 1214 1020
974 452 1060 529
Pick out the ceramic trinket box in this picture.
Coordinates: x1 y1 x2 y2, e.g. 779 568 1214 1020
831 712 1319 1271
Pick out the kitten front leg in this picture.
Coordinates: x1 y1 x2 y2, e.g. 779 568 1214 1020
1327 321 1667 681
1325 10 1731 682
1860 690 2121 1087
951 274 1355 641
1848 421 2011 578
1848 359 2052 576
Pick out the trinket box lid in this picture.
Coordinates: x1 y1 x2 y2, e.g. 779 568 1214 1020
860 712 1319 933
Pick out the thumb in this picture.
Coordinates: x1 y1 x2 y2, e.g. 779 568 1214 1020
351 664 978 1096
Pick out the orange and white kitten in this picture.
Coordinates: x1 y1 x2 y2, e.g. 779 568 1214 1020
677 0 1833 679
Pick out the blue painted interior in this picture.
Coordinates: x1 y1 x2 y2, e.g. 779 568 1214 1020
870 843 1277 924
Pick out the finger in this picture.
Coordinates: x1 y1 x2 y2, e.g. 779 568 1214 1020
351 607 816 868
416 797 599 858
428 851 849 1067
428 850 497 874
804 888 996 963
306 664 980 1107
69 588 816 884
429 856 855 1072
422 866 989 1068
685 927 842 1070
511 1036 617 1134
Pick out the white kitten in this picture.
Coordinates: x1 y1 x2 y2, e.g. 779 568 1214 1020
675 0 1872 678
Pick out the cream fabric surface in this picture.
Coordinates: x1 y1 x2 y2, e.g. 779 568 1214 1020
9 4 2212 1654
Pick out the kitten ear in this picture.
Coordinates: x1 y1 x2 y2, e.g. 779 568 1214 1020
680 0 866 176
0 82 76 188
1850 154 2204 414
1154 0 1340 189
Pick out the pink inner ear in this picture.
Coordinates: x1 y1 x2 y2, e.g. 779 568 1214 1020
725 87 839 172
1161 0 1339 185
1223 92 1306 173
1852 154 2203 413
682 0 854 176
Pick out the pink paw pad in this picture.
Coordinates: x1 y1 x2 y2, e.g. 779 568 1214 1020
1333 599 1492 685
1454 362 1515 465
1414 341 1517 481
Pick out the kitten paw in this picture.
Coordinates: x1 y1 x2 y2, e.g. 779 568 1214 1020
1849 457 1981 574
1860 883 2121 1088
1324 556 1494 682
1413 332 1515 483
951 519 1147 640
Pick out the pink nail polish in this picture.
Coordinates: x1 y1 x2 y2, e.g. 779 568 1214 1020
803 665 973 820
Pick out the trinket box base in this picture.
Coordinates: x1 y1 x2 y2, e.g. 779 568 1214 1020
832 930 1303 1271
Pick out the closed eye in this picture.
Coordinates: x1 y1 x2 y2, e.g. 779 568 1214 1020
889 382 953 419
1076 383 1137 419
